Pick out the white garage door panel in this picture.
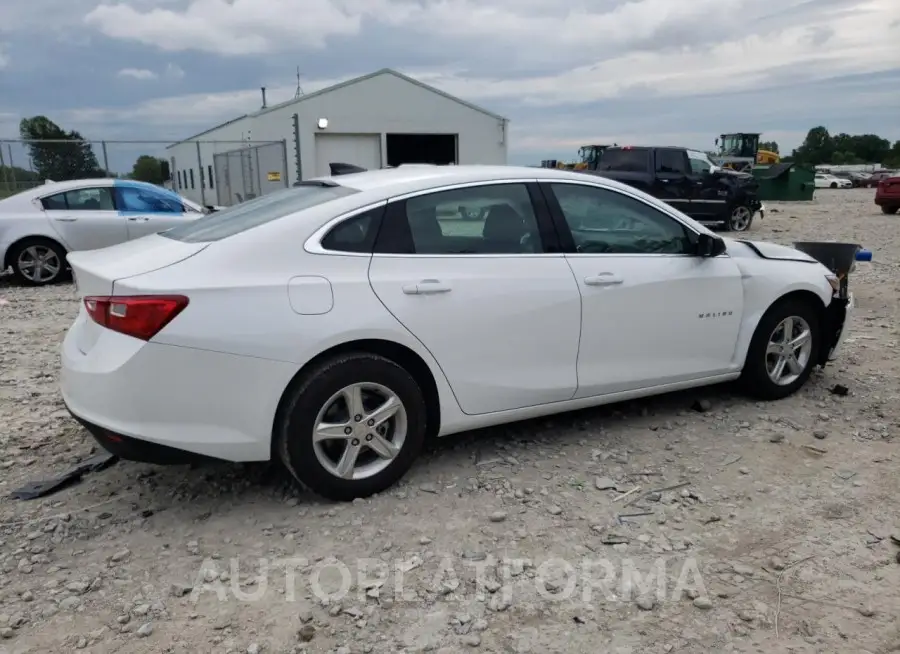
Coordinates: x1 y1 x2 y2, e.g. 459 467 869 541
314 134 382 176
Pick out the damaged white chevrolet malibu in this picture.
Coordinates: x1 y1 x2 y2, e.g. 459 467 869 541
59 165 854 501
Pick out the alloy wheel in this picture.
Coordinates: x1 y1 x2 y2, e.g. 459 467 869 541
17 245 61 283
730 206 752 231
766 316 813 386
312 382 407 480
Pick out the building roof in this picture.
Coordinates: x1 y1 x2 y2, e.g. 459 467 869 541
167 69 508 147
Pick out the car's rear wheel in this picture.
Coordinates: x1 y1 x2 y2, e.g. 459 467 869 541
276 353 427 501
8 238 69 286
740 297 821 400
728 204 754 232
881 206 899 215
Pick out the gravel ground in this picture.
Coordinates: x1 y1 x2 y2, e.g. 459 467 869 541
1 187 898 654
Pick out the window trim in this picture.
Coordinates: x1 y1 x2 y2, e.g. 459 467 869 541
37 185 118 212
377 179 560 258
304 201 389 256
536 179 710 258
318 205 386 254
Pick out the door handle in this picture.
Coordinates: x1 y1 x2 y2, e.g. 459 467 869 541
402 280 452 295
127 216 151 223
584 273 623 286
54 217 77 222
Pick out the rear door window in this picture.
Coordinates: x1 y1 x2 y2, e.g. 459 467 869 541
41 187 115 211
656 150 688 174
375 183 544 255
596 148 651 172
162 183 359 243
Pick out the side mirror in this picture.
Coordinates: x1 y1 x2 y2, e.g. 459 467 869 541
697 233 726 257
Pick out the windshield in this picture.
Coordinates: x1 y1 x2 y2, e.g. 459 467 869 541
720 134 759 158
162 183 359 243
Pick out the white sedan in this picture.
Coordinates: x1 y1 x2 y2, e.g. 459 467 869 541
60 165 854 500
814 173 853 189
0 178 208 285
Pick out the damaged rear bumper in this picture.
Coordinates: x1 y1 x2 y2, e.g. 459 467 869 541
818 292 853 366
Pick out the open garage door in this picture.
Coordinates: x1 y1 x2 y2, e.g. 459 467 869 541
314 134 382 177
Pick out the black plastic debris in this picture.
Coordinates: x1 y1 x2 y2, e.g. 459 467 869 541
9 452 118 500
691 399 712 413
829 384 849 396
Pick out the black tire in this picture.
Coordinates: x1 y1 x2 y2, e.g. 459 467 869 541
830 182 837 189
8 237 69 286
276 352 427 501
881 205 899 215
740 297 821 400
727 204 754 232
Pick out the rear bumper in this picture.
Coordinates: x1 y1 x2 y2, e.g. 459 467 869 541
60 315 297 463
68 408 207 464
819 292 853 365
875 196 900 207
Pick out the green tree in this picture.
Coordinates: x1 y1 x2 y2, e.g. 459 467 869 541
759 141 779 153
886 140 900 168
130 155 167 184
848 134 891 163
792 126 834 165
19 116 105 181
0 165 40 198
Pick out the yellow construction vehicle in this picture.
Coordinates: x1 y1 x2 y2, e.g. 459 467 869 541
716 133 780 172
540 145 611 171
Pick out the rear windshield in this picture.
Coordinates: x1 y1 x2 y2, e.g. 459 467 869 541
162 183 359 243
596 148 650 172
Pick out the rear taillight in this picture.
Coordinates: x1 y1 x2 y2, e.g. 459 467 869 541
84 295 188 341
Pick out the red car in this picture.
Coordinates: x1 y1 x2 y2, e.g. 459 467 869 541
866 171 898 188
875 176 900 215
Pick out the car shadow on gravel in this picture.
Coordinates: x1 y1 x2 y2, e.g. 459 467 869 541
57 383 754 520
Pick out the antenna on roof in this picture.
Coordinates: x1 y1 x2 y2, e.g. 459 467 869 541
294 67 304 98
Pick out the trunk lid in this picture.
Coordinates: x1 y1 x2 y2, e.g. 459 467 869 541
67 233 209 296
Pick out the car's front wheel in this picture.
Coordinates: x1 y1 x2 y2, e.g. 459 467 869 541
740 297 821 400
8 238 69 286
728 204 754 232
276 352 428 501
881 206 898 215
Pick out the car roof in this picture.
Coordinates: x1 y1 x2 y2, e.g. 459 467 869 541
310 164 638 196
241 164 713 241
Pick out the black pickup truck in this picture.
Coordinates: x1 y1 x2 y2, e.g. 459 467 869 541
584 146 764 232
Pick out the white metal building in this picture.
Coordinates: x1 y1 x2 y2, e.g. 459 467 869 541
166 69 509 206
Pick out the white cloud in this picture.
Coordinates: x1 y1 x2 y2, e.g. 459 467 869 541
164 63 185 79
3 0 895 158
81 0 898 104
117 67 158 80
84 0 375 55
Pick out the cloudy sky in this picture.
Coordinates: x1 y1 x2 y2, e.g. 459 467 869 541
1 0 898 172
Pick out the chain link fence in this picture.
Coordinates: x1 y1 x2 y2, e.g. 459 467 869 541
212 141 290 206
0 138 290 205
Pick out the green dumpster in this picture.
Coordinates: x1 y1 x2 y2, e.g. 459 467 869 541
751 163 815 202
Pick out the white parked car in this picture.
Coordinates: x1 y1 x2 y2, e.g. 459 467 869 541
60 166 854 500
814 173 852 189
0 178 209 285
